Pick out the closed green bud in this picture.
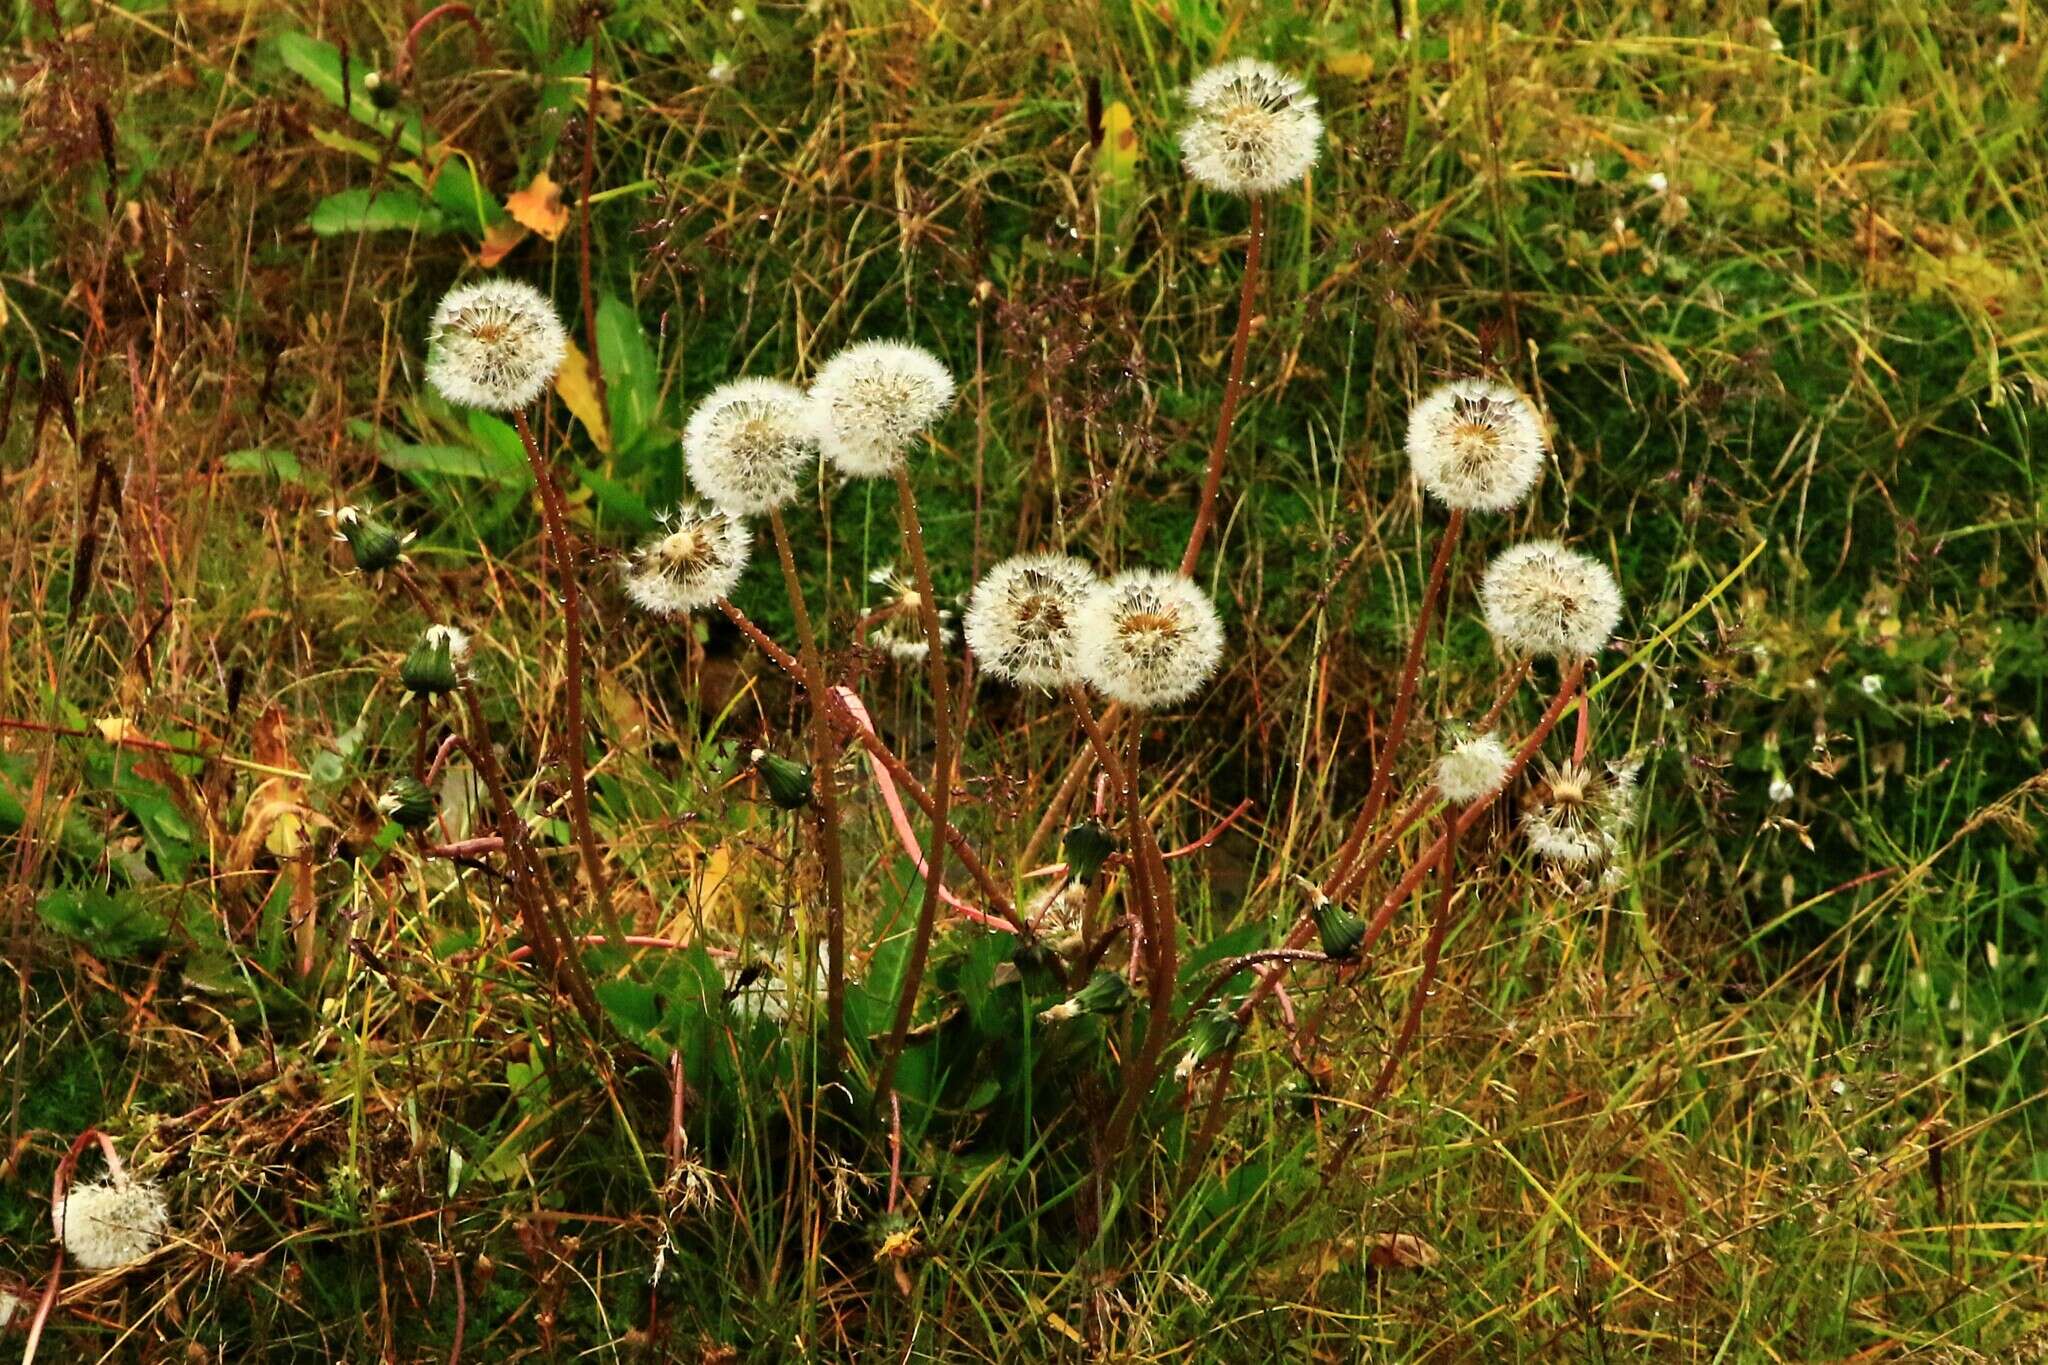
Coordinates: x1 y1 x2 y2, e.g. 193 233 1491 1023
1175 1002 1243 1081
400 626 470 697
1037 969 1132 1023
331 505 410 574
363 69 401 111
751 749 813 810
1311 896 1367 961
377 775 437 830
1061 820 1116 883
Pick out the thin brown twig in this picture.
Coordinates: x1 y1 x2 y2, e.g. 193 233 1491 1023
1179 196 1266 577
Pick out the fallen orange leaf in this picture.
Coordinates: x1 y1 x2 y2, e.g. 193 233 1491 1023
478 217 529 268
506 171 569 241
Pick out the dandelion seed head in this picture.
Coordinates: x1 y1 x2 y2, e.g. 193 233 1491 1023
1435 733 1513 805
623 504 750 617
1405 379 1548 512
684 377 815 515
1075 570 1225 710
1522 757 1640 869
1178 58 1322 195
422 625 471 667
807 340 954 478
1480 541 1623 659
425 279 568 412
963 553 1098 689
56 1175 169 1271
866 566 953 663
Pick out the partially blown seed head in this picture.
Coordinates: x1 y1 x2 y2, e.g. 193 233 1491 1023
963 553 1098 689
55 1174 169 1271
1522 757 1640 869
1406 379 1548 512
684 378 816 515
425 279 568 412
866 566 953 663
623 504 751 617
1178 58 1322 196
807 340 955 478
1075 570 1225 710
1435 733 1514 805
1479 541 1623 659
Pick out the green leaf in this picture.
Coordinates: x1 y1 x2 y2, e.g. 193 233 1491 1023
377 438 530 488
272 31 428 155
596 294 662 458
222 448 310 483
307 187 448 236
38 885 170 958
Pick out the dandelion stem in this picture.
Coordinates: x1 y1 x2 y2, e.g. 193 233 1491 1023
1178 195 1265 577
510 410 625 973
874 469 960 1110
1100 716 1180 1167
764 507 849 1079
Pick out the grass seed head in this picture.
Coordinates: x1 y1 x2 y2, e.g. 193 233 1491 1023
1178 58 1322 196
1406 379 1548 512
1479 541 1623 660
425 279 568 412
806 339 954 478
1075 569 1225 711
683 377 816 515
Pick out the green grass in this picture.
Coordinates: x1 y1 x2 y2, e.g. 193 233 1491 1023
4 0 2048 1358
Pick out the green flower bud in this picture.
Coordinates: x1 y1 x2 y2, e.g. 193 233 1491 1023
400 626 470 697
1061 820 1117 883
331 505 410 574
751 749 813 810
363 69 401 111
1037 968 1132 1023
1311 896 1367 961
377 775 437 830
1174 1002 1243 1081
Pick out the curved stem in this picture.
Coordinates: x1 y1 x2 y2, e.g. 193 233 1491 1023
874 469 960 1109
1179 196 1266 577
765 508 849 1078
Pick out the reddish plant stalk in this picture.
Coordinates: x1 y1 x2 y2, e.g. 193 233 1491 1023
1179 196 1267 577
1100 718 1180 1166
764 508 850 1077
873 469 961 1109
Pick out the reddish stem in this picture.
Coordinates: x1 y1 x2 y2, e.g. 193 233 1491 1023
1179 196 1266 576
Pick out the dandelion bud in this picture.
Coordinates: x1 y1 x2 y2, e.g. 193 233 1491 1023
806 340 954 478
1405 379 1547 513
1178 58 1322 196
750 748 813 810
326 505 413 574
684 378 816 515
1479 541 1623 660
54 1173 169 1270
1434 733 1513 805
1311 896 1367 961
400 625 471 697
963 554 1097 690
1060 820 1117 884
376 775 438 830
363 68 401 110
1075 570 1225 711
622 504 751 617
1175 1003 1243 1081
1038 969 1133 1023
425 279 568 412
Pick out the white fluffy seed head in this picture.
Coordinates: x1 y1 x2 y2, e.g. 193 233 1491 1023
1480 541 1623 659
1075 570 1225 710
622 504 751 617
963 554 1098 689
684 378 816 515
1406 379 1548 512
1178 58 1322 196
1435 733 1513 805
1522 757 1637 869
55 1175 169 1270
424 279 568 412
807 340 955 478
866 566 953 663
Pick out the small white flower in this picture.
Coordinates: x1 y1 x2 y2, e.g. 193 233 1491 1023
684 377 815 515
1405 379 1548 512
1479 541 1623 660
807 340 955 478
1567 155 1598 186
623 504 751 617
963 553 1099 689
1435 733 1513 804
708 55 735 84
55 1174 169 1271
1646 171 1669 194
1075 570 1225 711
1859 673 1883 696
1768 776 1795 804
1177 58 1322 195
425 279 568 412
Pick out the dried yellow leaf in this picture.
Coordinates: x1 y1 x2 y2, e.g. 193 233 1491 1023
554 336 612 454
